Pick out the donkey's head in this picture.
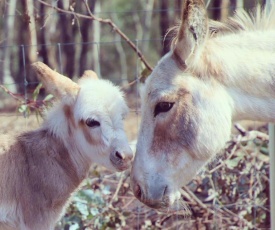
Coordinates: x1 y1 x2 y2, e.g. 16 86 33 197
131 0 234 209
32 62 133 172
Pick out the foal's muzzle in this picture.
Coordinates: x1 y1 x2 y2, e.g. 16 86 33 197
110 147 133 171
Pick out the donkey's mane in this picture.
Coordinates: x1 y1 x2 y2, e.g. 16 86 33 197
168 4 275 49
210 5 275 34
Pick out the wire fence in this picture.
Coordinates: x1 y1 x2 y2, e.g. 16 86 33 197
0 1 272 229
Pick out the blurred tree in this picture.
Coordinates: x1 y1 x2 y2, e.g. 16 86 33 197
221 0 230 20
174 0 182 18
212 0 222 20
1 0 266 91
140 0 154 51
56 0 76 76
79 0 96 77
91 0 101 77
159 0 170 56
22 0 37 63
1 0 17 92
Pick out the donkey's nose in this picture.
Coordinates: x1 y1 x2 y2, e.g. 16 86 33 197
131 176 169 209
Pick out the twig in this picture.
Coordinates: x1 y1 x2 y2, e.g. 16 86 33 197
181 186 215 215
0 84 49 110
234 123 246 136
37 0 153 74
220 205 256 228
208 141 238 174
109 173 125 206
0 85 24 103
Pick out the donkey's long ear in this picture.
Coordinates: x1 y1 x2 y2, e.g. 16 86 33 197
173 0 208 67
32 62 80 102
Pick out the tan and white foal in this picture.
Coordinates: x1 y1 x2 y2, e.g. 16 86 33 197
0 62 133 230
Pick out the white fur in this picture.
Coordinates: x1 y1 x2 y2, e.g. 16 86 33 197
131 3 275 209
0 64 133 229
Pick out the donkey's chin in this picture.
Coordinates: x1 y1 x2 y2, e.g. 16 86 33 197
144 190 181 210
158 199 191 216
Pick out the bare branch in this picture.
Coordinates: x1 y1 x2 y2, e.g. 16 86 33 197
37 0 153 74
0 85 24 103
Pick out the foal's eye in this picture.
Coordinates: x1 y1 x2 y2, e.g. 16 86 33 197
85 118 100 128
154 102 174 117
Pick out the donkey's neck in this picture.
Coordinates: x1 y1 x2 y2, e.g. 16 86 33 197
193 31 275 99
228 88 275 122
190 30 275 122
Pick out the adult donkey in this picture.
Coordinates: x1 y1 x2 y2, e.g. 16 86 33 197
131 0 275 209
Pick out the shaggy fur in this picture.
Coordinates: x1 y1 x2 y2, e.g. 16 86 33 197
131 1 275 209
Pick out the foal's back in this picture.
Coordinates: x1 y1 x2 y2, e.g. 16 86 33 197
0 130 83 229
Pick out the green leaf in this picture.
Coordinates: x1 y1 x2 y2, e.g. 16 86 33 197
44 94 54 101
18 104 27 113
33 83 43 101
225 156 242 169
140 68 152 83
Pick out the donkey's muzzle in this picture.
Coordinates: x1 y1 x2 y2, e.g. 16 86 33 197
131 175 170 209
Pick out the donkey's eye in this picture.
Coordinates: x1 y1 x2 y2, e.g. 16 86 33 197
154 102 174 117
85 118 100 128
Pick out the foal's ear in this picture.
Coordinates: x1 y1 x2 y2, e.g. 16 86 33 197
78 70 98 84
32 62 80 102
173 0 208 67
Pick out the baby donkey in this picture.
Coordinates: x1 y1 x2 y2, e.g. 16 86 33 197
0 62 133 230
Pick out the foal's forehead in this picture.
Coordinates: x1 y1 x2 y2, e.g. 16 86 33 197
75 78 127 117
79 79 123 101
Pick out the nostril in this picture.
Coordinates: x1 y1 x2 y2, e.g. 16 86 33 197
115 151 124 160
163 185 168 198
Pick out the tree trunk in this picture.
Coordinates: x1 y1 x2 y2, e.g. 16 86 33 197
92 1 101 77
212 0 221 20
1 0 17 92
221 0 230 21
38 3 49 66
79 0 96 76
159 0 170 56
19 0 38 90
41 1 58 70
57 0 75 77
175 0 182 19
114 33 128 87
24 0 37 62
237 0 244 9
140 0 154 52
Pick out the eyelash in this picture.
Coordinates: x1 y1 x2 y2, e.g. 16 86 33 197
85 118 100 128
154 102 174 117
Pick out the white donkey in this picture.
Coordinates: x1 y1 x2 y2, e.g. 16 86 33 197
131 0 275 209
0 62 133 230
